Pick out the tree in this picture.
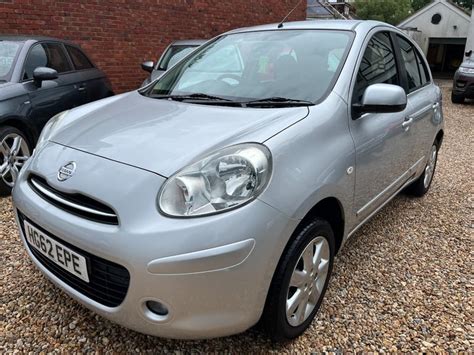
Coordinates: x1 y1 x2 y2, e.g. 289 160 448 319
355 0 412 25
452 0 473 9
412 0 431 11
412 0 473 11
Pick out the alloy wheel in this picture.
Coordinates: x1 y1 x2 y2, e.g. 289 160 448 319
423 145 437 189
286 236 330 327
0 133 30 188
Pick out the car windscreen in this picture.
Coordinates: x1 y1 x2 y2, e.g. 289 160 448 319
158 45 199 71
0 41 22 82
146 30 353 104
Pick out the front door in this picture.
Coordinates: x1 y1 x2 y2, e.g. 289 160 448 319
349 31 414 223
21 42 79 132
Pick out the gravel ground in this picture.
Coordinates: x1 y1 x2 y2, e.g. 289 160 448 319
1 84 473 352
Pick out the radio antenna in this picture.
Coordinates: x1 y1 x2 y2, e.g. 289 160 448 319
278 0 304 28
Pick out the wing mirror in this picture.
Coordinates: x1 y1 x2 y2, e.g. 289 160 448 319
33 67 58 86
141 61 155 73
353 83 407 117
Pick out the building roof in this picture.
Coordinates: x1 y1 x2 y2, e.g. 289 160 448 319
398 0 471 27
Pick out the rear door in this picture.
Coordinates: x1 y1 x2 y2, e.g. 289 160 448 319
65 45 110 103
395 35 439 167
349 31 414 223
22 42 79 131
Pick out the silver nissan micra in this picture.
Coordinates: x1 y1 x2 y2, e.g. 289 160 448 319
12 20 444 341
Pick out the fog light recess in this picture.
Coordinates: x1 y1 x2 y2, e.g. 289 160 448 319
146 300 169 316
140 299 172 323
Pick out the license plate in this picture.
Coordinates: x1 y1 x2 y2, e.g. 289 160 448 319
24 221 90 283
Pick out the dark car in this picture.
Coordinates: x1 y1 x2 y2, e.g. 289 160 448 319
140 39 206 87
452 55 474 104
0 35 114 195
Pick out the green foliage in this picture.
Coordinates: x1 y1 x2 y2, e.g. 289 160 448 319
355 0 412 25
452 0 472 10
411 0 472 13
411 0 431 11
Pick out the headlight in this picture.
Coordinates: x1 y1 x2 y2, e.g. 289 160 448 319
36 110 69 149
459 66 474 74
159 143 272 217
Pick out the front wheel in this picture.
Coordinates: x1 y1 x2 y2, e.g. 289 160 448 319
0 126 32 196
261 219 335 341
406 142 439 197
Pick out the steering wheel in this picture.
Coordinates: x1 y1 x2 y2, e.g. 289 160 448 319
218 74 241 86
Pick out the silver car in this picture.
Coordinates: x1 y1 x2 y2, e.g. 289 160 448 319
12 20 444 341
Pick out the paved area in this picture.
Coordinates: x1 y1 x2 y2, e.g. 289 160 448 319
1 85 472 352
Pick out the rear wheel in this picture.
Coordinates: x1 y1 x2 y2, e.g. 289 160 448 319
406 142 439 197
261 218 335 341
0 126 32 196
451 91 465 104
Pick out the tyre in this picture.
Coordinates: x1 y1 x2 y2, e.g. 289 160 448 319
451 91 465 104
0 126 32 196
406 141 439 197
261 218 335 341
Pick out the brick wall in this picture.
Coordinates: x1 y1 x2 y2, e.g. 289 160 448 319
0 0 306 93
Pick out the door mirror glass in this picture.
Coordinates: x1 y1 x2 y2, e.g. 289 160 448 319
141 61 155 73
33 67 58 85
354 83 407 115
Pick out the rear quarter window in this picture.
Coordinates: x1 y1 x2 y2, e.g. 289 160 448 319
66 45 94 70
396 35 430 92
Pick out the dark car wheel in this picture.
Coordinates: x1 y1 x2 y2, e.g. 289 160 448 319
0 126 32 196
261 218 335 341
451 91 465 104
406 141 439 197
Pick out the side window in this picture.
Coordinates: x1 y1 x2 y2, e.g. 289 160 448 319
396 35 424 92
66 45 94 70
354 32 400 103
416 49 430 85
23 43 72 80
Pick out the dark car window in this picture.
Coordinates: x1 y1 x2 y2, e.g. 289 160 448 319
66 45 94 70
23 43 72 80
416 47 430 85
354 32 400 103
0 41 22 82
396 35 424 92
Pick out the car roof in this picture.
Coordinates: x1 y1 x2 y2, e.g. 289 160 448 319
0 35 77 45
170 39 207 46
225 20 395 35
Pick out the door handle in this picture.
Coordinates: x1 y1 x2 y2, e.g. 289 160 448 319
402 117 413 131
77 86 86 92
432 102 440 110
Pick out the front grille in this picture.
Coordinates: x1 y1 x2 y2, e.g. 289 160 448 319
18 212 130 307
28 174 119 225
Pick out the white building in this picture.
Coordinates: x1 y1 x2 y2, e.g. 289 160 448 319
466 9 474 59
398 0 472 75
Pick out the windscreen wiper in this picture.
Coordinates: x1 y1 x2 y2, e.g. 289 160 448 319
150 93 233 102
244 97 314 107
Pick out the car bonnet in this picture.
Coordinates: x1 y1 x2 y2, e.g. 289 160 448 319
49 91 309 177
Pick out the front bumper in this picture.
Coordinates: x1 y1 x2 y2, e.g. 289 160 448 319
453 72 474 98
12 142 298 339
